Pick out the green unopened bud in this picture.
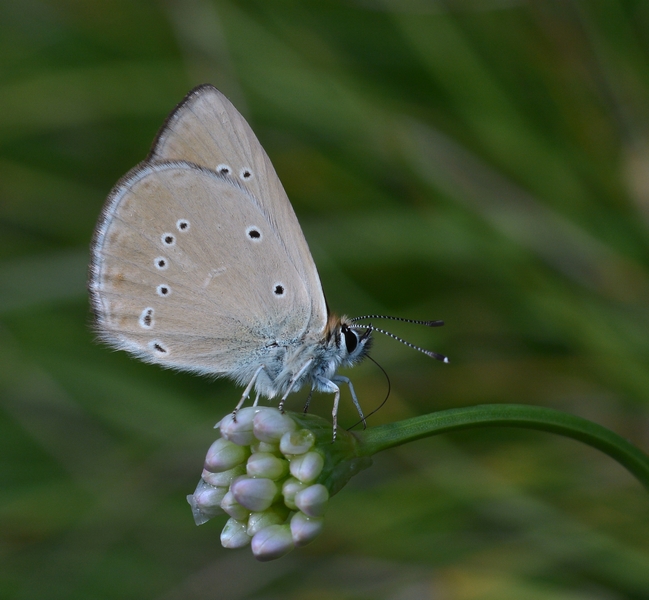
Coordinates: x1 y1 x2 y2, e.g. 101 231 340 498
246 452 289 480
294 483 329 517
220 407 259 446
201 464 245 487
220 518 251 549
231 477 279 512
220 490 250 521
247 504 290 537
250 439 281 454
280 429 316 455
253 408 296 442
251 524 294 561
290 512 324 547
281 476 307 510
204 438 250 472
289 451 324 483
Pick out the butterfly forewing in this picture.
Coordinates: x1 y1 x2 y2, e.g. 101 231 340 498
90 161 313 376
148 85 327 333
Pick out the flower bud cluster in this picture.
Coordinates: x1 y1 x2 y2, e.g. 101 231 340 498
187 407 329 561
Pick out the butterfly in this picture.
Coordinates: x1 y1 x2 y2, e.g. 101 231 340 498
89 85 447 437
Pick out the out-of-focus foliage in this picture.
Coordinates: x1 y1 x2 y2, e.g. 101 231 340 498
1 1 648 598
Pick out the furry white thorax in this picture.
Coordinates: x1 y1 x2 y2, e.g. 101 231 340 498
231 315 371 401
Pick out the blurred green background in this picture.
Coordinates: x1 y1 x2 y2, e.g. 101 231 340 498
2 0 649 598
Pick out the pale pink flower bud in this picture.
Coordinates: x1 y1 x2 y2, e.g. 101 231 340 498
294 483 329 517
231 477 279 512
279 429 316 455
250 439 281 454
246 504 290 537
253 408 296 442
204 438 250 473
201 464 245 487
219 407 260 446
289 451 324 483
251 524 294 562
290 512 324 547
281 476 307 510
246 452 289 480
220 490 250 521
220 518 251 549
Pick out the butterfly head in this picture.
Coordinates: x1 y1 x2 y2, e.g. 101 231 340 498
325 314 372 368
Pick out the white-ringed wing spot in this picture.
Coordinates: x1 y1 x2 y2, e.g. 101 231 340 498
154 257 168 270
246 226 262 242
156 284 171 297
161 233 176 247
139 307 155 329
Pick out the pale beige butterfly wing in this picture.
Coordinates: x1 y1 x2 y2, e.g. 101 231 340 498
90 161 314 378
148 84 327 333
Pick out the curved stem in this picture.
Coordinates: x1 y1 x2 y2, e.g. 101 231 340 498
355 404 649 491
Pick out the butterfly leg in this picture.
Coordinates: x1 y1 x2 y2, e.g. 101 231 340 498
333 375 367 429
303 388 314 414
331 384 341 441
278 359 314 414
233 365 265 419
311 377 342 440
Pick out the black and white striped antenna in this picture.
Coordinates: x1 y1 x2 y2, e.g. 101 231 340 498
350 315 449 363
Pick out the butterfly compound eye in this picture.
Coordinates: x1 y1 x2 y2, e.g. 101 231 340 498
341 325 358 353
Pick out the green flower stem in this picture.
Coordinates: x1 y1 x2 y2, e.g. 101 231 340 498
354 404 649 491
